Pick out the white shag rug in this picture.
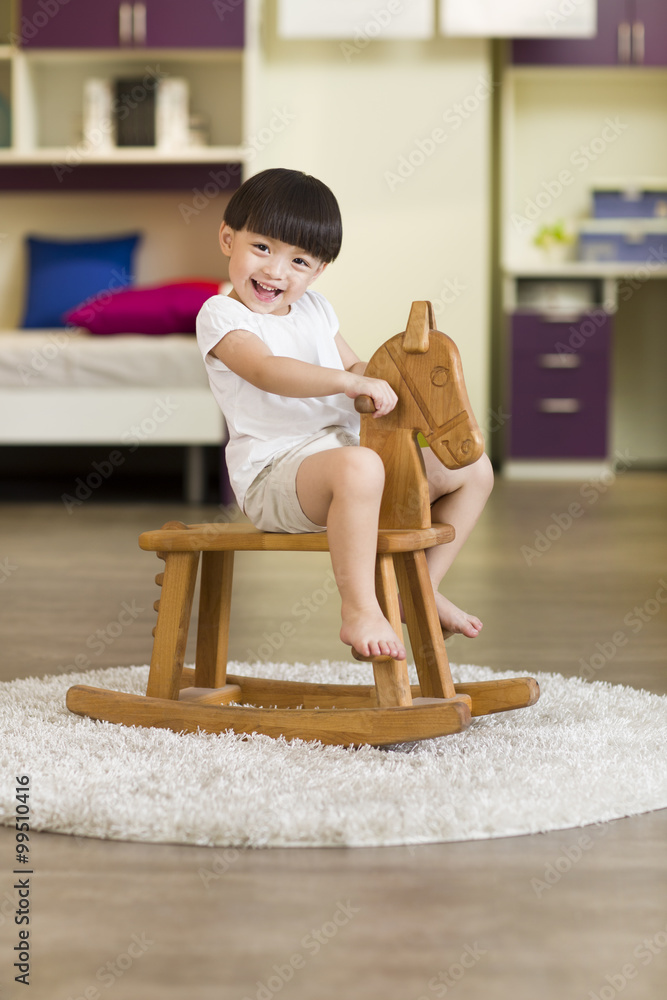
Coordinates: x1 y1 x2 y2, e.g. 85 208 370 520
2 661 666 848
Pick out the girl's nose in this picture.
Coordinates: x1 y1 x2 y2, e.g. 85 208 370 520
263 256 288 280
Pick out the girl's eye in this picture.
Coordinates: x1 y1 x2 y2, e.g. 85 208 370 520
253 243 269 252
293 258 309 267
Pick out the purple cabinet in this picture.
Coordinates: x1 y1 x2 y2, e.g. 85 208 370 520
636 0 667 65
513 0 666 66
19 0 244 49
507 312 612 459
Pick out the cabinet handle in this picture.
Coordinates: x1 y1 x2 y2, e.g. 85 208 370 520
119 2 133 46
538 398 581 414
538 353 582 369
539 311 589 323
133 3 147 46
618 21 632 63
632 21 645 64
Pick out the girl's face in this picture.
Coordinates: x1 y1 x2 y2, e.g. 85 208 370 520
219 225 327 316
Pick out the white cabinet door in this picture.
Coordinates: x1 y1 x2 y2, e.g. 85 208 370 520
440 0 597 38
278 0 434 39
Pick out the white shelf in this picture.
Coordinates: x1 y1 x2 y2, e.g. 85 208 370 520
0 146 246 165
503 261 667 279
506 65 667 81
18 47 243 64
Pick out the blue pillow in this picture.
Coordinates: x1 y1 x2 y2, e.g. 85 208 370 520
22 233 141 328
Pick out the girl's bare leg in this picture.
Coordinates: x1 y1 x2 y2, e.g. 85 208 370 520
421 449 494 638
295 446 406 660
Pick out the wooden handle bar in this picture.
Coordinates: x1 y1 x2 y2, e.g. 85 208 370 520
355 395 376 413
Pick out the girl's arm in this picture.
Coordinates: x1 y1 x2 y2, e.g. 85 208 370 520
211 328 397 416
334 331 367 376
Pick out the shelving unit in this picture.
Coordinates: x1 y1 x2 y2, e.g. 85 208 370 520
12 47 242 158
0 45 245 170
499 58 667 476
0 0 255 184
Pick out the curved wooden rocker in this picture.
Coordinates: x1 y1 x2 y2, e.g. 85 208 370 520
67 302 539 746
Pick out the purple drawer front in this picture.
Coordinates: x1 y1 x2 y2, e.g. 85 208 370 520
512 312 612 356
508 403 609 458
508 313 611 459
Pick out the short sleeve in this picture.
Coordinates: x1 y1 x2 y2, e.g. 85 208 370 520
196 295 260 372
306 290 339 340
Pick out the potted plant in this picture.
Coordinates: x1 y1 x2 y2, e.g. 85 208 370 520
533 221 575 262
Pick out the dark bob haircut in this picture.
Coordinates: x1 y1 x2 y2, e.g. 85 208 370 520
223 168 342 263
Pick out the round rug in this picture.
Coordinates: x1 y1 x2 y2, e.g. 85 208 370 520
1 661 666 848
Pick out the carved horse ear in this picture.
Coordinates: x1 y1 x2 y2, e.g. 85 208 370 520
403 301 436 354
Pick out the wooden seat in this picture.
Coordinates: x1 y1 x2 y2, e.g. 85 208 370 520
67 302 539 746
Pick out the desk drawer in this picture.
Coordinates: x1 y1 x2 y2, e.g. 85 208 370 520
512 311 611 356
509 394 609 458
507 312 611 459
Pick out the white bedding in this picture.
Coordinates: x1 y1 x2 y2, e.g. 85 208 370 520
0 329 208 389
0 327 224 506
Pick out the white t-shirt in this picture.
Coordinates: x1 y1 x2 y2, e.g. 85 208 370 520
196 289 360 508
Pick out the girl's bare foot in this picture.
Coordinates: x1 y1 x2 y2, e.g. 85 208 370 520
340 604 406 661
398 592 482 639
433 592 482 639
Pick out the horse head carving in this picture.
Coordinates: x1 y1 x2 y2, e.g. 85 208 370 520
356 301 485 530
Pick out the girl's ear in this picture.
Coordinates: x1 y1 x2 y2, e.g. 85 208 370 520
219 223 234 257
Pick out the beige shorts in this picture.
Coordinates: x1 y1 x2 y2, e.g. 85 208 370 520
243 426 360 533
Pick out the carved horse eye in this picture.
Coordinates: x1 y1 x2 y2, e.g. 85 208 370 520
430 366 450 386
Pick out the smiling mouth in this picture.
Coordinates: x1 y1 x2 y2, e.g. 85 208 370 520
252 279 282 302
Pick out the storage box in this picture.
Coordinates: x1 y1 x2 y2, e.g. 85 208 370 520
578 219 667 264
592 179 667 219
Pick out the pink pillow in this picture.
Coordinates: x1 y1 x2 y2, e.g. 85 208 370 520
64 280 222 335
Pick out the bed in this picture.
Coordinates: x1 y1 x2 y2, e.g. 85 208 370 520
0 327 225 503
1 234 230 502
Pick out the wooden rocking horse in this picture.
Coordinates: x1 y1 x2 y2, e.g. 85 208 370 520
67 302 539 746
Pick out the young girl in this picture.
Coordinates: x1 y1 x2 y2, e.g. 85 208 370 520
196 168 493 663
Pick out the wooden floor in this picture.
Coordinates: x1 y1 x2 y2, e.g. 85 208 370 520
1 473 666 999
